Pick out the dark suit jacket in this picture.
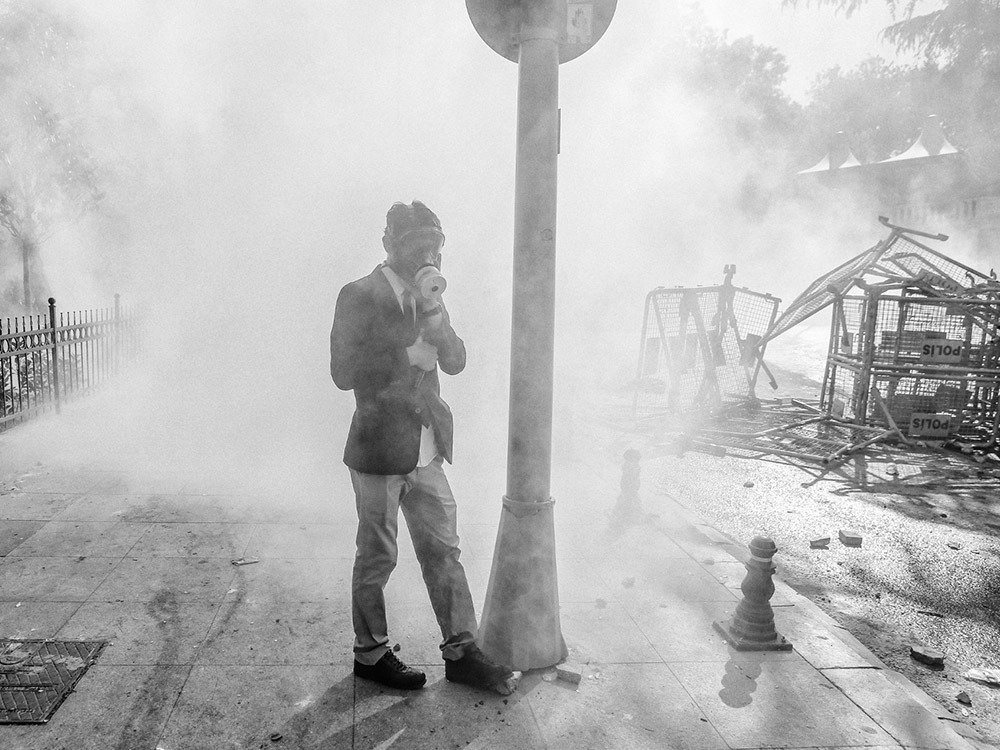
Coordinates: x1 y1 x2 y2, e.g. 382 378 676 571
330 265 466 475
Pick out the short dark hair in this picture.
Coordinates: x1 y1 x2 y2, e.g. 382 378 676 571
384 200 445 245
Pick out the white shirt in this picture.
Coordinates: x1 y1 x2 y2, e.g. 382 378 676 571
381 265 439 468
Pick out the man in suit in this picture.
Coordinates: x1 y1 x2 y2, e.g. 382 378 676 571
330 200 512 691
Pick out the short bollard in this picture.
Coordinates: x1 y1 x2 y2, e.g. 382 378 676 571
610 449 643 525
713 536 792 651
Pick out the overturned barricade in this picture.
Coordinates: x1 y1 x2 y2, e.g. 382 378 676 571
640 217 1000 466
759 217 1000 449
633 266 780 420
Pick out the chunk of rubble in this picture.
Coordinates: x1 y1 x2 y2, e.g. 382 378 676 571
838 530 863 548
556 663 583 685
966 667 1000 686
810 537 831 549
910 644 945 667
957 692 972 705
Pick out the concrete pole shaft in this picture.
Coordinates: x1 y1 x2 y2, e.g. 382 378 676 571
506 28 559 505
479 4 567 671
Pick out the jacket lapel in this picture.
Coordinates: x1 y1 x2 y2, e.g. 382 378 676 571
367 266 403 319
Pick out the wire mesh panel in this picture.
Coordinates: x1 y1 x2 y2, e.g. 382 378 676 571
634 284 780 419
821 288 1000 443
761 224 999 348
873 235 993 290
763 242 885 344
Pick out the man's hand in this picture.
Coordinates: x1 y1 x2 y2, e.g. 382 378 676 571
407 335 438 371
417 300 444 332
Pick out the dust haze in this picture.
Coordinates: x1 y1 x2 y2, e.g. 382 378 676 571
1 0 976 502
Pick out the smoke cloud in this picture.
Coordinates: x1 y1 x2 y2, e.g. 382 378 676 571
3 0 979 499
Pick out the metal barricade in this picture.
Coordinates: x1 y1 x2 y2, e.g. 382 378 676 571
634 270 780 419
822 286 1000 445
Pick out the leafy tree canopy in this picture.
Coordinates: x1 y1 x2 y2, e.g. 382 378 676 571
790 1 1000 178
784 0 1000 69
667 21 802 149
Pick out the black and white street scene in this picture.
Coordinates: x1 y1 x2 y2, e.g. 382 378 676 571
1 1 999 749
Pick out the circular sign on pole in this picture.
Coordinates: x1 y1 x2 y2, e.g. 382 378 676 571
467 0 617 64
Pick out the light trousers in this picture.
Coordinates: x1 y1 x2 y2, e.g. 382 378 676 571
349 457 478 665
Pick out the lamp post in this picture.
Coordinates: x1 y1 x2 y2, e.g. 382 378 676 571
467 0 616 672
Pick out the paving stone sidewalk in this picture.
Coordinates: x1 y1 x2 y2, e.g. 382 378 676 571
0 450 995 749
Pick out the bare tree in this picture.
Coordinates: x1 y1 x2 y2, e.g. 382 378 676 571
0 3 102 311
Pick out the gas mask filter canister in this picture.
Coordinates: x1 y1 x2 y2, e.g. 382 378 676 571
414 265 447 304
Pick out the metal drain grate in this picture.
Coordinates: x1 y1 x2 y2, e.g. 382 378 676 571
0 639 107 724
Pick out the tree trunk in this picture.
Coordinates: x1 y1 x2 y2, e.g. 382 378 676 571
19 236 47 312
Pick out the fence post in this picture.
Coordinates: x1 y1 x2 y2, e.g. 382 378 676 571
114 293 121 372
48 297 60 414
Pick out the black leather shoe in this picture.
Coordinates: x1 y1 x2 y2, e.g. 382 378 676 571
354 651 426 690
445 644 512 689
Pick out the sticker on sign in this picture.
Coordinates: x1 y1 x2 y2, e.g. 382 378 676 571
910 412 953 437
567 3 593 44
920 337 964 363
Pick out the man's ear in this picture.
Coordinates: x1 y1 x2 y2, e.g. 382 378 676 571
382 235 392 254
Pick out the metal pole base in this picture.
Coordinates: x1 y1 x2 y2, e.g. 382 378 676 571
713 619 792 652
478 496 567 672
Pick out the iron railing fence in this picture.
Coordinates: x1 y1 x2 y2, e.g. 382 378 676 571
0 295 139 432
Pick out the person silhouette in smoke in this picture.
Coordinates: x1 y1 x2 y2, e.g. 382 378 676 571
330 200 512 691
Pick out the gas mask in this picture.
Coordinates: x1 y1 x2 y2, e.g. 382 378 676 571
414 265 447 306
387 233 446 309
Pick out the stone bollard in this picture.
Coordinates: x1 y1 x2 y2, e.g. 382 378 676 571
713 536 792 651
610 449 643 525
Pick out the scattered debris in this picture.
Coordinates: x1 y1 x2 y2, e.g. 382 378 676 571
966 667 1000 686
810 537 831 549
230 558 259 566
541 670 558 683
692 411 897 465
910 644 945 667
916 610 946 619
743 480 755 488
270 732 283 742
392 643 401 652
838 530 863 548
556 663 583 685
946 541 962 550
957 692 972 706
